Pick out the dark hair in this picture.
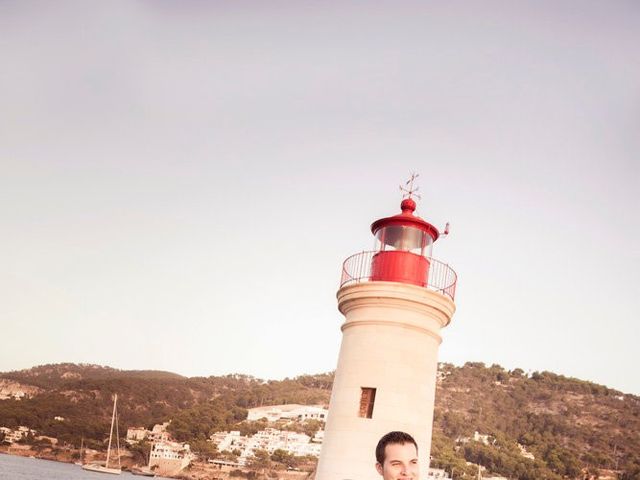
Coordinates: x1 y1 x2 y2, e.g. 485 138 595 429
375 431 418 464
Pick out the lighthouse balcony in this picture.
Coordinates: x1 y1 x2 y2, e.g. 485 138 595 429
339 250 457 300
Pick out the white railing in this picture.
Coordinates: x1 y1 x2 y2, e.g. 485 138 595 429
339 251 457 300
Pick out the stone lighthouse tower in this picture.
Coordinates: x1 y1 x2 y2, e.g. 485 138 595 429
316 178 457 480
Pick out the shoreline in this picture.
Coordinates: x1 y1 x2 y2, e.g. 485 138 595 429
0 446 314 479
0 446 176 477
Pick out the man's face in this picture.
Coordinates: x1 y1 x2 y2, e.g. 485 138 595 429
375 442 419 480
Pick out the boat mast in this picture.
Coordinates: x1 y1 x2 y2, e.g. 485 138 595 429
115 403 121 469
105 394 117 468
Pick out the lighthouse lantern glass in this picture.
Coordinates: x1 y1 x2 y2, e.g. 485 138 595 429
374 225 433 257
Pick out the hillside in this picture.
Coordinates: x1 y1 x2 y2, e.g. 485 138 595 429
0 363 638 479
432 363 640 480
0 364 332 449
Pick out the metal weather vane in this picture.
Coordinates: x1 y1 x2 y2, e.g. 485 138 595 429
399 172 421 200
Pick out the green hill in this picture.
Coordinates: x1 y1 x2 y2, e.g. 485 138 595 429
0 363 637 479
432 363 640 480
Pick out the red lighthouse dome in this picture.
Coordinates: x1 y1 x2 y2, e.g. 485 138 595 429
369 196 441 287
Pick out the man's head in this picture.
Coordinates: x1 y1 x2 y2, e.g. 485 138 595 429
375 431 419 480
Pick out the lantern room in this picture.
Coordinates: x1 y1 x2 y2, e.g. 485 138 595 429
370 197 441 287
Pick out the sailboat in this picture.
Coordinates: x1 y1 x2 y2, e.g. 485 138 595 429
82 394 122 475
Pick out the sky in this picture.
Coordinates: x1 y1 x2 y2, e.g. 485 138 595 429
1 1 639 395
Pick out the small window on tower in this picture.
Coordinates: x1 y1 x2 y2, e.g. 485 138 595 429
359 387 376 418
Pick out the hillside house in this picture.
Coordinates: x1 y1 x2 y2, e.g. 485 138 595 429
247 404 328 422
210 427 322 465
1 426 35 443
126 426 148 443
149 440 193 476
427 468 451 479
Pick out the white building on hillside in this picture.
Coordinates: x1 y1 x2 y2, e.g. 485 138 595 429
125 421 171 445
150 422 171 441
312 429 324 443
210 430 243 452
1 426 35 443
247 404 328 422
149 440 193 476
457 431 494 446
210 427 323 465
126 426 148 443
428 468 452 479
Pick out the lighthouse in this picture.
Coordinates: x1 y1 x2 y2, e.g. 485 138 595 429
316 177 457 480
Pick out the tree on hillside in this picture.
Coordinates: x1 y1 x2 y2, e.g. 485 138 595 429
271 449 299 469
248 449 271 470
189 439 218 460
280 419 323 438
3 361 639 478
128 441 152 465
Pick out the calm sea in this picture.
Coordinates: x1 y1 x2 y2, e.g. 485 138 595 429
0 454 166 480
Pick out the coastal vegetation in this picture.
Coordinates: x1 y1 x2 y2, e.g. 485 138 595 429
1 362 638 479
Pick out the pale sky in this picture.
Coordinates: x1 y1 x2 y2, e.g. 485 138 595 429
1 1 639 394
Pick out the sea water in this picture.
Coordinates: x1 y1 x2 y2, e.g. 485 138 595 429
0 454 162 480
